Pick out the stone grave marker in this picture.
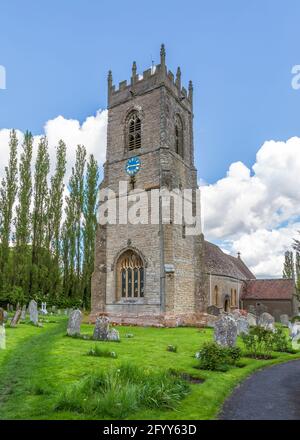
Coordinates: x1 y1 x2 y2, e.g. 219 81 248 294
10 309 22 328
280 314 289 327
93 315 120 341
214 314 237 347
258 312 275 331
67 309 82 336
29 300 38 325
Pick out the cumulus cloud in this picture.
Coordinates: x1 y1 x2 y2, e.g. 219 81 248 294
202 136 300 277
1 110 299 278
0 110 108 182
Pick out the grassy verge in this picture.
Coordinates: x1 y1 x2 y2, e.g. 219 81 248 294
0 317 299 420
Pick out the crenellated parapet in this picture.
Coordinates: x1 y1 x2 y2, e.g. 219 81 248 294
107 44 193 111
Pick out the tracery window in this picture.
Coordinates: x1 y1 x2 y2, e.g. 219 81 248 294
127 111 141 150
175 114 183 157
117 250 144 298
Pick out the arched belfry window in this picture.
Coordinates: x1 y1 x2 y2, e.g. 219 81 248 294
127 111 141 150
116 250 144 299
175 114 183 158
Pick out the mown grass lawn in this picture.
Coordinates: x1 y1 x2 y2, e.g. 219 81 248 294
0 315 299 420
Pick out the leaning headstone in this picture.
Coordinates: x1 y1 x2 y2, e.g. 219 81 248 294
93 316 110 340
247 313 257 327
10 309 22 328
0 308 4 325
280 314 289 327
207 305 220 316
20 305 27 321
236 316 249 335
214 314 237 347
28 300 38 325
258 312 275 331
67 309 82 336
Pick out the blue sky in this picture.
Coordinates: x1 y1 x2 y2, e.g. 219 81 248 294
1 0 300 183
1 0 300 277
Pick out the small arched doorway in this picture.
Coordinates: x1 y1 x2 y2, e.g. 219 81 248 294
116 249 144 300
224 295 230 313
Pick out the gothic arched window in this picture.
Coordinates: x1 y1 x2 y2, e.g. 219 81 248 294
116 250 144 299
127 111 141 150
175 114 183 158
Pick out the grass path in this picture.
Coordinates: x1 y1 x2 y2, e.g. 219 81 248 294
0 317 300 420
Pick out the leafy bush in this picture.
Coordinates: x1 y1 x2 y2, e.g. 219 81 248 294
271 327 294 353
241 326 274 359
54 363 189 418
87 345 117 358
197 342 242 371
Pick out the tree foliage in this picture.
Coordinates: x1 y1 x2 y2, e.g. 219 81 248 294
0 131 99 308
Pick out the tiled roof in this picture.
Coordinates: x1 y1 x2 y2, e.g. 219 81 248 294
204 241 255 280
242 279 295 300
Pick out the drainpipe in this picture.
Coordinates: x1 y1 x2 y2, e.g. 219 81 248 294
159 193 165 313
209 272 212 305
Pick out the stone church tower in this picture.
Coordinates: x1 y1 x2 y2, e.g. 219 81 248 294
91 45 206 326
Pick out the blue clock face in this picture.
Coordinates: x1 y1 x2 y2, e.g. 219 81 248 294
125 156 141 176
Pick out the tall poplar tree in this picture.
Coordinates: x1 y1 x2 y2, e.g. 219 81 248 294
62 145 86 300
0 130 18 290
283 251 295 280
30 137 50 296
47 141 66 298
14 131 33 296
82 154 99 308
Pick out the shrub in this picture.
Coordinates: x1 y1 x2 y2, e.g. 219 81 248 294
166 345 177 353
271 327 294 353
54 363 189 418
241 326 274 359
291 316 300 323
197 342 241 371
87 345 117 358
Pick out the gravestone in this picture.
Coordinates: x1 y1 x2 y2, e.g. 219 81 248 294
93 316 120 341
280 314 289 327
258 312 275 331
214 314 237 347
236 316 249 335
207 305 220 316
93 316 110 340
10 309 22 328
21 305 27 321
28 300 38 325
108 328 120 341
247 312 257 327
67 309 82 336
3 311 8 323
0 324 5 349
0 308 4 325
290 323 300 348
41 302 48 315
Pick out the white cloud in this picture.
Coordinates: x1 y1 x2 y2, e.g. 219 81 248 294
202 136 300 277
0 109 108 183
1 111 299 278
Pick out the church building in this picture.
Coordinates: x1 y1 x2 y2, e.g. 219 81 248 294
91 46 298 325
